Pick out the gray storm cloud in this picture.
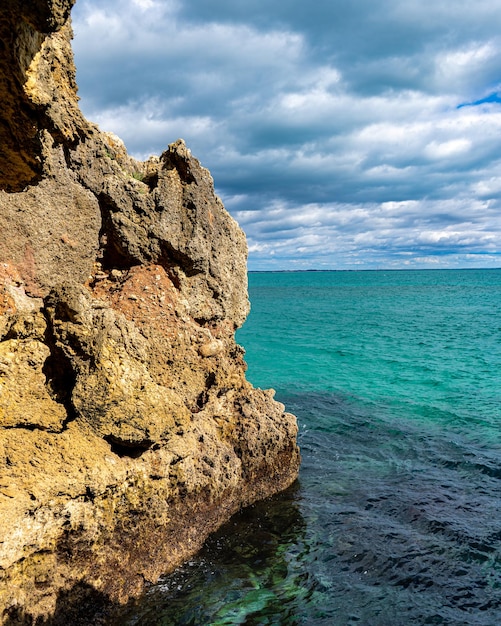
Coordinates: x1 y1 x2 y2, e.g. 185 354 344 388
73 0 501 269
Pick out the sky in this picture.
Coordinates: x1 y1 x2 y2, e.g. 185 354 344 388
71 0 501 271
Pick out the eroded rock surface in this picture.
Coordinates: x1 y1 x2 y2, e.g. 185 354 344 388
0 2 300 623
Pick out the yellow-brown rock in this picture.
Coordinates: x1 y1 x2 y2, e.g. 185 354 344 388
0 1 300 623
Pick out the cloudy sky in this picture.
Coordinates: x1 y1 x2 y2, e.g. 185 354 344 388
72 0 501 270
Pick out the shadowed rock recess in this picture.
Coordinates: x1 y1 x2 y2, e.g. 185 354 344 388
0 1 300 622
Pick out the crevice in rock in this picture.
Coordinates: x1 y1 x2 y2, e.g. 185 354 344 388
164 265 182 291
157 240 202 279
3 423 57 433
93 192 191 293
104 435 152 459
194 371 217 412
143 169 159 191
161 146 196 185
0 16 43 192
97 192 139 270
206 371 216 389
194 392 206 412
41 307 78 429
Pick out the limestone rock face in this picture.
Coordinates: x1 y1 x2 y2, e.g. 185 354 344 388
0 2 300 623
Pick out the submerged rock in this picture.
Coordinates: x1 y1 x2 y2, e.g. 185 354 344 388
0 1 300 622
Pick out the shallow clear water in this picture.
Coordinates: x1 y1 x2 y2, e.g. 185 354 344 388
113 269 501 625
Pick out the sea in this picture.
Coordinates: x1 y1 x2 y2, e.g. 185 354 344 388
111 269 501 625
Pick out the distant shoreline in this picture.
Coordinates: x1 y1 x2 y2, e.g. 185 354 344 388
248 267 501 273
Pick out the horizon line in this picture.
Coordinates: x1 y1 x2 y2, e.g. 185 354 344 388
248 266 501 273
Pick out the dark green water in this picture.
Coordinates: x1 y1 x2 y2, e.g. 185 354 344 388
112 269 501 625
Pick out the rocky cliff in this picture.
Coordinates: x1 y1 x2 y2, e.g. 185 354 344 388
0 1 300 622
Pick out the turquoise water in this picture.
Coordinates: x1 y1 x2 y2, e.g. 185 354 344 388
112 269 501 625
